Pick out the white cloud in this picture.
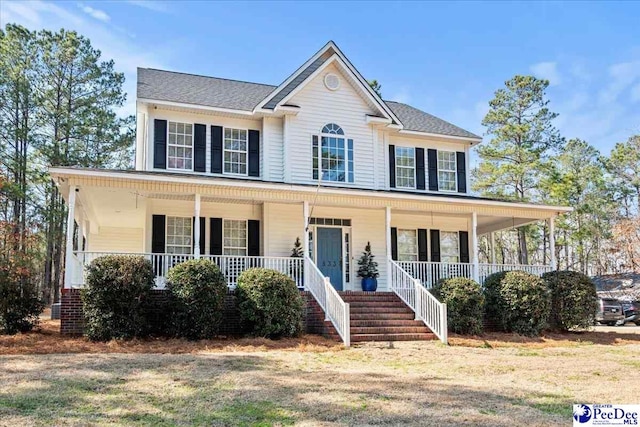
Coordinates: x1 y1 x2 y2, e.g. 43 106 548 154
631 83 640 103
78 3 110 23
125 0 169 13
598 60 640 104
530 61 561 86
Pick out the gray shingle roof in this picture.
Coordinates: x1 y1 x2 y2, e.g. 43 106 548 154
137 68 481 140
384 101 481 139
137 68 275 111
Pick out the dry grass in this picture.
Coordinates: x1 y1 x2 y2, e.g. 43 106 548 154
1 319 640 426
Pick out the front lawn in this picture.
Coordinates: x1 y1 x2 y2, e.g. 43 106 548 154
1 320 639 426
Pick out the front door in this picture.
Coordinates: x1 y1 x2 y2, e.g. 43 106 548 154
316 227 343 291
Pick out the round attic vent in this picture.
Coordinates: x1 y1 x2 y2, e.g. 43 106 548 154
324 73 340 91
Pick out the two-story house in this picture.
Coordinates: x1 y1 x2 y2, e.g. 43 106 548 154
51 41 570 344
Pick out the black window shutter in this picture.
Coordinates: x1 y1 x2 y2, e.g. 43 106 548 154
389 145 396 188
152 215 166 253
418 229 428 261
192 217 205 255
427 149 438 191
248 220 260 256
456 152 467 193
248 130 260 177
153 120 167 169
194 124 206 172
312 135 319 180
459 231 470 263
430 229 441 262
210 218 223 255
211 125 223 174
416 148 425 190
390 227 398 260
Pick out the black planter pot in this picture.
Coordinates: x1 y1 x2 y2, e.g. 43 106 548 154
361 277 378 292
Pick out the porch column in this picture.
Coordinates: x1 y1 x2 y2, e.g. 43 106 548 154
490 232 496 264
193 193 201 258
385 206 391 287
549 216 556 270
471 212 479 282
64 185 77 289
303 201 309 256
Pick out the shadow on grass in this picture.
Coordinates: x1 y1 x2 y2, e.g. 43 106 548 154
0 353 575 426
450 329 640 348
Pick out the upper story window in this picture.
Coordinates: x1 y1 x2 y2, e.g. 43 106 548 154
397 229 418 261
166 216 192 254
168 122 193 170
224 128 248 175
441 231 459 263
437 151 457 192
395 147 416 189
312 123 354 183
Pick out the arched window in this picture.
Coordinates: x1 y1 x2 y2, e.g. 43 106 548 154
312 124 354 183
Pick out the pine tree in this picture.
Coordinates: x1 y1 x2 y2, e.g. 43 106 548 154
357 242 379 279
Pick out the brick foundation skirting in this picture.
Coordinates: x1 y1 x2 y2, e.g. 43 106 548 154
61 288 338 339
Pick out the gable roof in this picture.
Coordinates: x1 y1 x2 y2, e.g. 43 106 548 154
137 42 481 140
137 68 275 111
385 101 481 139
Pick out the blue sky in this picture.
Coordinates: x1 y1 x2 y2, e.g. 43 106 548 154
2 0 640 155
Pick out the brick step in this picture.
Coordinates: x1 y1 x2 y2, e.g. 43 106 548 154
349 326 430 334
340 295 401 301
350 333 436 342
351 319 425 327
339 292 395 296
349 306 414 314
346 301 408 308
351 312 416 320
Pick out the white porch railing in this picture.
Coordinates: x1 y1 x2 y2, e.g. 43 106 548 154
478 263 553 284
71 252 304 288
304 256 350 347
398 261 475 288
389 259 448 344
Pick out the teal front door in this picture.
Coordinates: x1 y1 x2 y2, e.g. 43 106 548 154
316 227 343 291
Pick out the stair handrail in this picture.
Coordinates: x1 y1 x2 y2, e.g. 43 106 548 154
304 256 350 347
389 259 448 344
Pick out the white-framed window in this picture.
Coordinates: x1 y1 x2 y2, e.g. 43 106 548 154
437 151 457 192
313 123 354 183
397 229 418 261
395 147 416 189
168 122 193 170
166 216 192 254
224 128 248 175
441 231 459 263
223 219 247 255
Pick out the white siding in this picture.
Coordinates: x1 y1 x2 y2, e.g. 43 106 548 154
263 117 284 182
286 63 377 188
263 202 303 257
89 227 143 253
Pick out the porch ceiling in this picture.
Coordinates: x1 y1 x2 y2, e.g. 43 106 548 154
52 168 570 231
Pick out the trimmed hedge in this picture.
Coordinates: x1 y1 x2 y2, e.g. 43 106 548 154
82 255 155 341
236 268 304 338
166 259 227 339
483 271 508 328
542 270 597 331
433 277 484 335
484 270 551 336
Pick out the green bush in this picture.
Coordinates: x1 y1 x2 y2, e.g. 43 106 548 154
486 270 551 336
236 268 304 338
81 255 155 341
166 259 227 339
0 279 44 335
433 277 484 335
542 270 597 331
483 271 508 327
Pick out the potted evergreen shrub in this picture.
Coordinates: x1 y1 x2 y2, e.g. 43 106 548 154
357 241 379 292
289 237 304 287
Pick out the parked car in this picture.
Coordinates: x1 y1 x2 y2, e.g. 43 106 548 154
621 300 640 325
596 298 625 326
